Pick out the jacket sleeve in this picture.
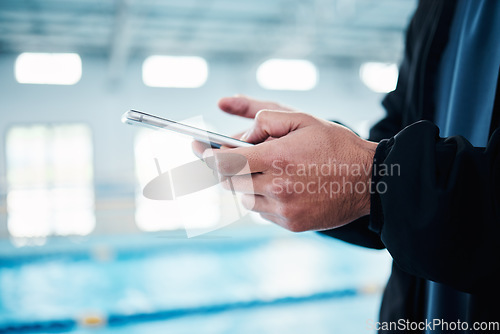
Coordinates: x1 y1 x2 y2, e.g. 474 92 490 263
319 216 385 249
369 121 500 293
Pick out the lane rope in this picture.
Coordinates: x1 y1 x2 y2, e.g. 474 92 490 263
0 286 381 333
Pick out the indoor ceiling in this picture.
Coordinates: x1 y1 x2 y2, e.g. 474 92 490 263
0 0 417 67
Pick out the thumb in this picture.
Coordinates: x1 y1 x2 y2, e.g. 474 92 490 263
241 110 316 144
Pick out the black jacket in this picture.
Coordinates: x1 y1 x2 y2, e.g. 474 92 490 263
321 0 500 329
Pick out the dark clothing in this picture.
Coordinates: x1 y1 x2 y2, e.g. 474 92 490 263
321 0 500 332
426 0 500 330
434 0 500 147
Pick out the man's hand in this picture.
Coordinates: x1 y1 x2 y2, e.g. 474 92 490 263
198 102 378 233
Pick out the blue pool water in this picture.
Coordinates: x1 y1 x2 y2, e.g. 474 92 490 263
0 226 391 333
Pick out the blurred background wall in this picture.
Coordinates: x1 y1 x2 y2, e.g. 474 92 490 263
0 0 416 238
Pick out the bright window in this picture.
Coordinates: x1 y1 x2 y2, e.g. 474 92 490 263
15 53 82 85
359 62 399 93
142 56 208 88
256 59 318 91
6 124 95 242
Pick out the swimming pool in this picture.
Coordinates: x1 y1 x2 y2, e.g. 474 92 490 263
0 226 391 333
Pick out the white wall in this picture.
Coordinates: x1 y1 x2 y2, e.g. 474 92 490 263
0 54 388 236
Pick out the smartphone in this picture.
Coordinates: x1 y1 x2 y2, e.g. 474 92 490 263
122 110 253 148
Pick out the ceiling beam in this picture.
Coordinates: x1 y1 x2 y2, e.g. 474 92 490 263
107 0 132 87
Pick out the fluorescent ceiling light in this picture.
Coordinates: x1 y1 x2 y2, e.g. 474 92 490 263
256 59 318 91
142 55 208 88
359 62 398 93
15 53 82 85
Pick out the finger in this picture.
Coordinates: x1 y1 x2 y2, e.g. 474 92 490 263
240 194 275 214
259 212 287 226
231 130 247 140
229 131 275 145
203 145 269 175
242 110 317 143
218 95 295 119
192 140 211 159
221 173 266 195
